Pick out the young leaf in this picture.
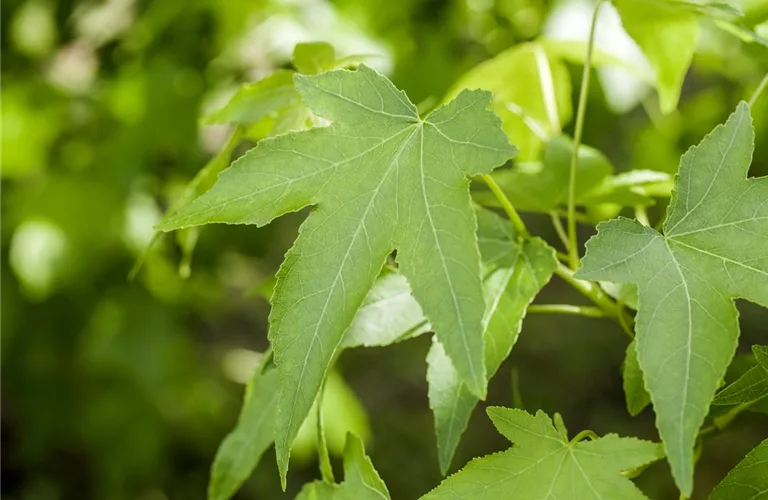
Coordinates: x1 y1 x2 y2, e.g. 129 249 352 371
614 0 699 113
209 367 279 500
295 433 391 500
156 64 516 484
623 339 651 416
293 42 338 75
712 345 768 406
427 208 557 474
422 408 662 499
575 102 765 495
709 439 768 500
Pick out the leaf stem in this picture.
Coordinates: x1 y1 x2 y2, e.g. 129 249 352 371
528 304 605 318
480 164 634 338
554 264 635 339
571 429 599 443
698 401 754 438
567 0 603 269
748 72 768 108
481 174 530 238
317 378 335 483
550 211 570 251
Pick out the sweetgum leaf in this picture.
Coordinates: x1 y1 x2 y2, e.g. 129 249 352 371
576 102 766 495
427 208 556 474
712 345 768 406
709 439 768 500
614 0 699 113
422 408 662 499
208 366 278 500
295 433 390 500
157 64 516 484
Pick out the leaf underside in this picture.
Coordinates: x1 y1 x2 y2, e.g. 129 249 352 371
576 102 767 495
427 207 557 474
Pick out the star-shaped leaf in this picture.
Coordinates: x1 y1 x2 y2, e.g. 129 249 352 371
295 433 390 500
427 207 557 474
709 439 768 500
156 64 516 484
575 102 766 495
422 408 662 499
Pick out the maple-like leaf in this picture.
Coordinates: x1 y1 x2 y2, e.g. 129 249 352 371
422 408 662 499
156 64 516 484
295 433 390 500
709 439 768 500
575 102 766 495
427 207 556 473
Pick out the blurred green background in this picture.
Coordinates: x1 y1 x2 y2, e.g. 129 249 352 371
2 0 767 499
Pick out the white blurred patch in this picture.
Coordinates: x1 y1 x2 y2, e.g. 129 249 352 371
234 0 392 80
123 191 161 253
222 348 264 384
47 42 98 94
74 0 136 47
10 219 69 300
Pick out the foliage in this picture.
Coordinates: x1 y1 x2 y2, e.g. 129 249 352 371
3 0 768 499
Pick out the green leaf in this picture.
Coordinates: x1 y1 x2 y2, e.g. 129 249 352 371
614 0 699 113
447 42 571 160
205 70 301 126
422 408 662 499
292 370 371 463
579 170 673 207
477 135 612 213
340 269 430 349
623 340 651 416
709 439 768 500
157 65 516 484
712 345 768 405
427 208 557 474
575 102 765 495
208 366 278 500
474 138 668 217
295 433 391 500
293 42 338 75
601 281 639 310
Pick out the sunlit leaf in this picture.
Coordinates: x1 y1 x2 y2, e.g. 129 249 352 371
615 0 699 113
